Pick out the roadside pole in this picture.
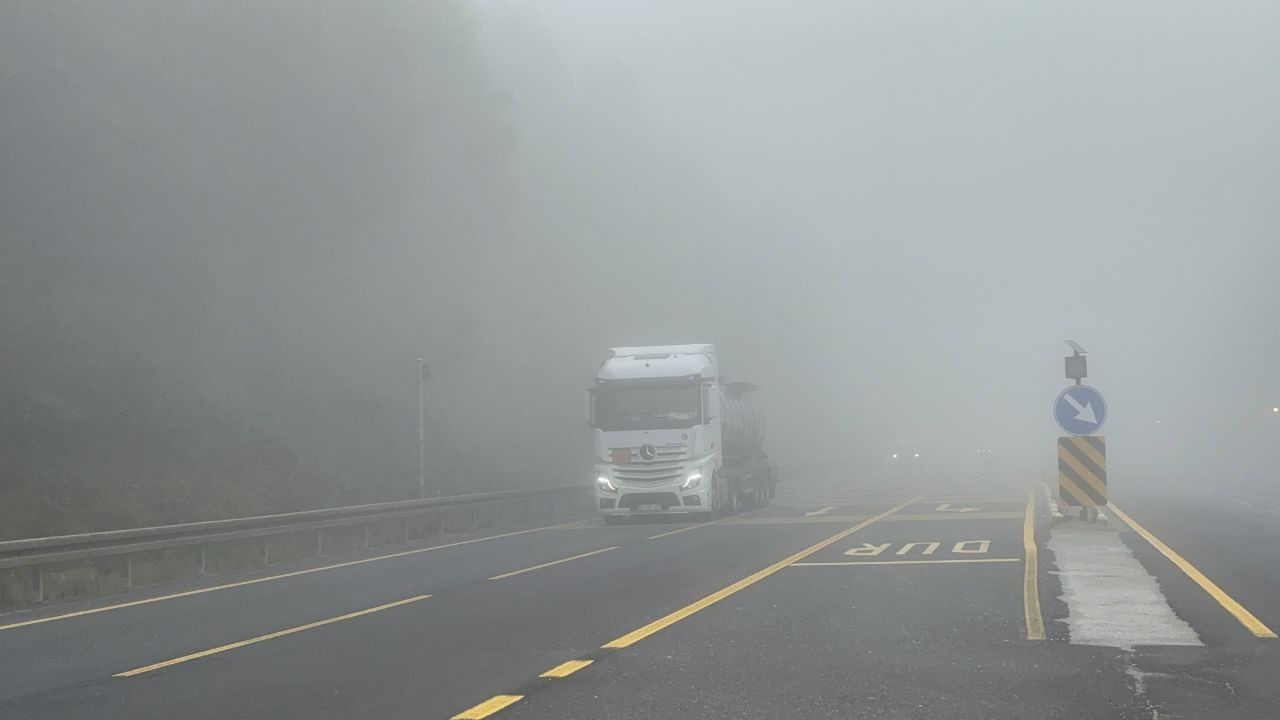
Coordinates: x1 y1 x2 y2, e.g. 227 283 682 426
1055 341 1108 521
418 358 431 499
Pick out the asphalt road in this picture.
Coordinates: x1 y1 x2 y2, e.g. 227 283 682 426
1 468 1277 719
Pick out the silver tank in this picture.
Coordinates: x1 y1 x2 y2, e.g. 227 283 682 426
719 384 765 451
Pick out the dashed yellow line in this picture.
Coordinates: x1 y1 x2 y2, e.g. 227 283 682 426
601 497 919 649
1110 502 1277 639
452 695 525 720
1023 489 1045 641
115 595 429 677
540 659 593 678
488 547 617 580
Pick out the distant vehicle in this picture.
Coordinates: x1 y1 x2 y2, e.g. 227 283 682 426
588 344 774 523
889 441 924 462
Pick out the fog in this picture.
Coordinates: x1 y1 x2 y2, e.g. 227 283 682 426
3 1 1278 537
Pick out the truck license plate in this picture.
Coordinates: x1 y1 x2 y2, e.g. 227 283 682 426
637 504 662 511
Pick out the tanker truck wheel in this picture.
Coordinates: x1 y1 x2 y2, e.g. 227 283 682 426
722 477 739 517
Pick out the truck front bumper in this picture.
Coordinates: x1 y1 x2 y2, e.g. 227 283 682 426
596 485 709 517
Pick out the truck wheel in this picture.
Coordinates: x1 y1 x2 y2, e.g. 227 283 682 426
723 481 739 517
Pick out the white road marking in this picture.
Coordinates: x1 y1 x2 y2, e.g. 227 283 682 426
1048 521 1201 650
804 506 837 517
935 503 978 512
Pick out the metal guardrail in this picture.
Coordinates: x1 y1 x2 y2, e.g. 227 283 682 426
0 485 592 610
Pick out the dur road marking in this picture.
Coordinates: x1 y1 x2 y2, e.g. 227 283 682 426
488 547 618 581
1023 489 1045 641
792 558 1020 567
0 523 571 632
845 540 993 557
115 594 429 677
601 497 919 649
540 659 593 678
452 695 525 720
1109 502 1276 639
805 506 837 517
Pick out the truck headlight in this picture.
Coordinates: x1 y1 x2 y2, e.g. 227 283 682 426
680 472 702 490
596 475 617 493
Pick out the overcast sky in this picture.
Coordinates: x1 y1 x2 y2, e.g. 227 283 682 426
475 0 1280 476
4 2 1278 521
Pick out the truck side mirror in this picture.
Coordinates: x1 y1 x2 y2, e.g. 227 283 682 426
702 382 720 425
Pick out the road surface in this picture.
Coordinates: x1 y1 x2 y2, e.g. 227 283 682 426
1 469 1277 719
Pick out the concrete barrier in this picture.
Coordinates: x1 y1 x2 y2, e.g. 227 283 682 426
0 486 591 612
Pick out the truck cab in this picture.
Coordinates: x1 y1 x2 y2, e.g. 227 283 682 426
589 344 772 523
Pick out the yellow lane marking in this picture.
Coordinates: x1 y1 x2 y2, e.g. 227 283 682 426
601 497 919 649
1 523 570 632
540 659 593 678
1023 489 1045 641
452 695 525 720
115 594 429 677
790 558 1021 567
488 547 618 580
1109 503 1277 639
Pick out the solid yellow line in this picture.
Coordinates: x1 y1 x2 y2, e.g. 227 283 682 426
1109 503 1277 638
540 659 593 678
1023 489 1045 641
791 558 1020 566
115 594 429 677
1 524 565 632
452 695 525 720
488 547 617 580
601 497 919 649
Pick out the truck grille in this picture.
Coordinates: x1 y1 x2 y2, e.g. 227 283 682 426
619 492 680 510
614 463 683 484
609 443 688 485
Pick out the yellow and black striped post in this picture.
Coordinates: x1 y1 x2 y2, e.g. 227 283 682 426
1058 436 1106 507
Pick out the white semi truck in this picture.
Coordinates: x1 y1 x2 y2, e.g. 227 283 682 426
588 344 774 523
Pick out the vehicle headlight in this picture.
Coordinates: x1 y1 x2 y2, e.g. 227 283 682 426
596 474 617 493
680 471 703 490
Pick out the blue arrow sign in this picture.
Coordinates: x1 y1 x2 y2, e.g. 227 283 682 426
1054 385 1107 436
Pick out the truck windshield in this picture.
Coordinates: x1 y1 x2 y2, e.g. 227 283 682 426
594 381 702 431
